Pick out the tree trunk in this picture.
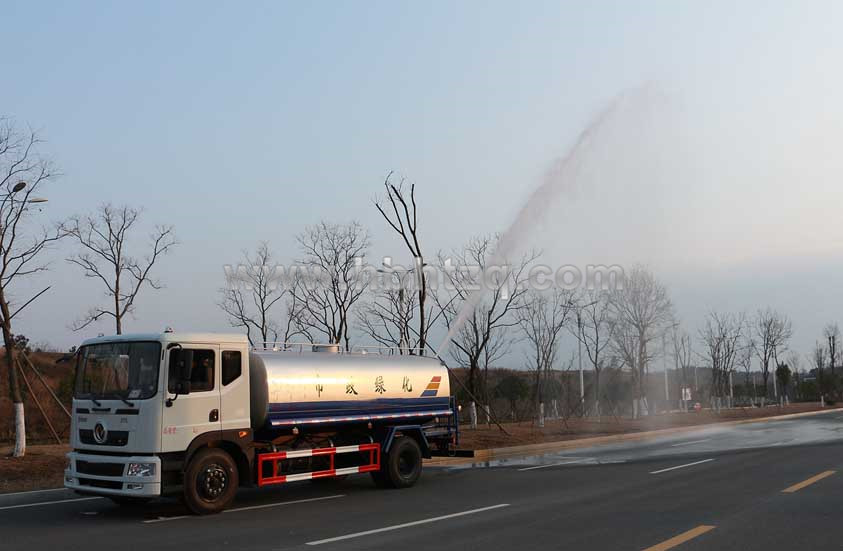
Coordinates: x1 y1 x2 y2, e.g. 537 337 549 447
469 401 478 429
417 268 426 353
114 272 122 335
13 402 25 456
537 402 545 427
593 369 601 421
1 297 25 457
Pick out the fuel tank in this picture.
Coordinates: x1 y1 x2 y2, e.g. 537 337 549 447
248 350 451 430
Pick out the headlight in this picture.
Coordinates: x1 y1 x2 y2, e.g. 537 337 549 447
127 462 156 477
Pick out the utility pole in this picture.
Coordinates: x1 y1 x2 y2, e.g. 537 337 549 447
662 334 669 407
729 371 734 408
578 313 585 416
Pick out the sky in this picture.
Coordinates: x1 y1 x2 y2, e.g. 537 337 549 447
2 0 842 368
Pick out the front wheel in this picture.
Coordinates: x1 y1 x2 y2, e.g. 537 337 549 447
183 448 239 515
371 436 422 489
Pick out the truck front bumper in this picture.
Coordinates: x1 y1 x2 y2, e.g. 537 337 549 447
64 451 162 497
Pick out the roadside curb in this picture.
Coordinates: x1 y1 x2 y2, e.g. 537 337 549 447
425 406 843 466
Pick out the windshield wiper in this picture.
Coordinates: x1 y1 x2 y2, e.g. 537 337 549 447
107 394 135 408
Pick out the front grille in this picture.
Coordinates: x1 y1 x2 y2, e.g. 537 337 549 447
78 478 123 490
79 429 129 446
76 460 124 477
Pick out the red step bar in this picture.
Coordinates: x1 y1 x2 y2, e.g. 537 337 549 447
257 443 381 487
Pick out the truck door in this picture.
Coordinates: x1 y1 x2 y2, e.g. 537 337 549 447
162 345 221 452
219 347 251 433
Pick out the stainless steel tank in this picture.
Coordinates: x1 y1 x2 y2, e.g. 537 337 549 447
248 351 451 430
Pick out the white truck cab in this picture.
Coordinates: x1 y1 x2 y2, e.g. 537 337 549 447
65 332 250 502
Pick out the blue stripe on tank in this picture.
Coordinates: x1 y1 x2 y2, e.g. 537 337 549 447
266 397 451 423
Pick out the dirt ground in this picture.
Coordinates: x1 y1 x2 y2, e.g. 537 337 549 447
0 443 68 494
1 403 838 494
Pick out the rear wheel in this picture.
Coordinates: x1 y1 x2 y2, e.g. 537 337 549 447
371 436 422 489
183 448 239 515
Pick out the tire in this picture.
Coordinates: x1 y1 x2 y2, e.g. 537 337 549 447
183 448 239 515
108 496 151 507
371 436 422 489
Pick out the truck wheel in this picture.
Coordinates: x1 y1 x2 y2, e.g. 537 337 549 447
183 448 239 515
371 436 422 489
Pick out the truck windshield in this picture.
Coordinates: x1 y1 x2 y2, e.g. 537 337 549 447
74 341 162 401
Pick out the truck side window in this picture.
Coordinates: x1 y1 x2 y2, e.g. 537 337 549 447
168 349 215 393
221 351 241 386
189 350 215 392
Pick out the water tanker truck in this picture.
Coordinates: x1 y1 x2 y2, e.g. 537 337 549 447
63 332 458 514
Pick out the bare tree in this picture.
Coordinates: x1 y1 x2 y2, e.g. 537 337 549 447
699 311 743 412
65 204 176 334
610 266 673 418
786 350 802 375
737 334 756 406
0 120 63 457
433 235 537 427
672 327 695 410
518 288 576 426
824 322 839 376
356 272 417 351
219 242 305 347
290 221 370 350
570 290 615 418
752 308 792 405
810 341 828 402
374 173 433 353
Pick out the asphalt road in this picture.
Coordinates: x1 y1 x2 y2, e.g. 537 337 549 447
2 411 842 551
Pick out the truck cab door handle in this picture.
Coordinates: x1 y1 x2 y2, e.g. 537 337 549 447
209 409 219 422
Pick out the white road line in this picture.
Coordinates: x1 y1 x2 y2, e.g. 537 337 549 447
142 494 345 524
517 458 593 472
144 515 192 524
670 439 711 447
306 504 510 546
0 487 67 498
0 496 101 511
223 494 345 513
650 458 715 475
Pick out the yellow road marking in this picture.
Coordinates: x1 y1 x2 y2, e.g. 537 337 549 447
782 470 836 493
642 525 716 551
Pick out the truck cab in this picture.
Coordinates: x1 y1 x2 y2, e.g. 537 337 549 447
65 332 251 502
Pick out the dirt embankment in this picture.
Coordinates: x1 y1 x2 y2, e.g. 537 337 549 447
0 351 74 445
